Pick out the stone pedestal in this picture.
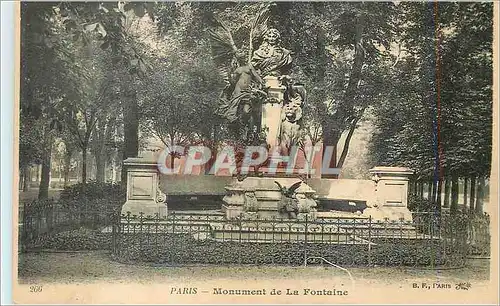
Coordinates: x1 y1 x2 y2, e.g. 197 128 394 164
261 76 285 149
222 177 318 220
363 166 414 221
121 157 167 217
221 185 246 219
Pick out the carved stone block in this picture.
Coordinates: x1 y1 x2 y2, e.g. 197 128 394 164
121 157 166 217
364 166 414 221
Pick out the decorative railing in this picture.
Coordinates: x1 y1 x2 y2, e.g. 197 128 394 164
108 210 489 267
20 202 490 266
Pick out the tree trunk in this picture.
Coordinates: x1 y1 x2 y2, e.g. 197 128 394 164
321 130 339 179
112 149 119 184
475 177 485 214
463 177 468 208
94 155 106 183
19 168 24 191
431 179 437 204
82 145 87 184
94 116 115 183
337 116 362 169
63 149 72 188
450 175 459 213
443 178 450 208
25 169 29 190
204 148 217 175
427 180 432 201
38 129 53 199
170 154 175 170
121 91 139 185
469 176 476 213
435 178 443 209
326 8 366 175
205 125 219 175
419 181 424 199
22 166 30 192
38 150 51 199
75 160 80 183
35 164 40 182
321 8 366 179
95 155 105 183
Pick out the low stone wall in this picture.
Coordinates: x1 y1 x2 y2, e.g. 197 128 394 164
121 157 414 221
160 175 232 195
159 176 376 201
308 178 375 202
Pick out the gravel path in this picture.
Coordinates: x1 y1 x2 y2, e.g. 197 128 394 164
17 250 490 284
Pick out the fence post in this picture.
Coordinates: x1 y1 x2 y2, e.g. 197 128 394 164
237 217 242 265
238 216 242 243
353 218 356 245
125 212 132 258
368 216 372 266
35 203 41 242
21 201 27 253
304 214 308 266
171 211 176 265
139 212 144 252
111 214 117 255
46 201 52 234
271 217 276 265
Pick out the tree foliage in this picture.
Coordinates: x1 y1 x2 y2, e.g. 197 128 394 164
138 36 224 166
369 2 493 179
19 2 493 203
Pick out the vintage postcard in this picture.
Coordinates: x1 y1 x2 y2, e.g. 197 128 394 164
9 1 499 304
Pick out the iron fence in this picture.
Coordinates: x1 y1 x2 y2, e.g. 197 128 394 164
110 211 488 267
20 200 490 267
466 213 490 256
20 199 118 251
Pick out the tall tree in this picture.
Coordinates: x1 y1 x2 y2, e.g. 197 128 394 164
139 50 222 170
268 2 398 178
21 2 86 198
21 2 158 191
368 2 493 212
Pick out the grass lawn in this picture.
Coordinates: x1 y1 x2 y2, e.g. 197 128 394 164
19 188 62 205
17 250 490 285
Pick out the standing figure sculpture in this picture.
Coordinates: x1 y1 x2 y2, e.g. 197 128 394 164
208 6 273 143
277 76 306 155
217 53 266 141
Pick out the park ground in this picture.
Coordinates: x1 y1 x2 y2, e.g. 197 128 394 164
18 251 490 285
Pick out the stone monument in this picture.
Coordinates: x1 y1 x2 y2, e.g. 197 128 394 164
208 7 318 220
120 7 415 224
121 155 167 217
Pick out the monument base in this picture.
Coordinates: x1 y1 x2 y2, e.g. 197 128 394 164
122 200 165 217
121 156 167 218
222 176 318 220
362 206 413 222
366 166 414 222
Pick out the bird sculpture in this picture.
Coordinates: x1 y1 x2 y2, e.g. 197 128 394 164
274 181 302 218
236 173 248 182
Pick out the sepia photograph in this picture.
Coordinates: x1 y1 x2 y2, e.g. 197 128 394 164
7 1 498 304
